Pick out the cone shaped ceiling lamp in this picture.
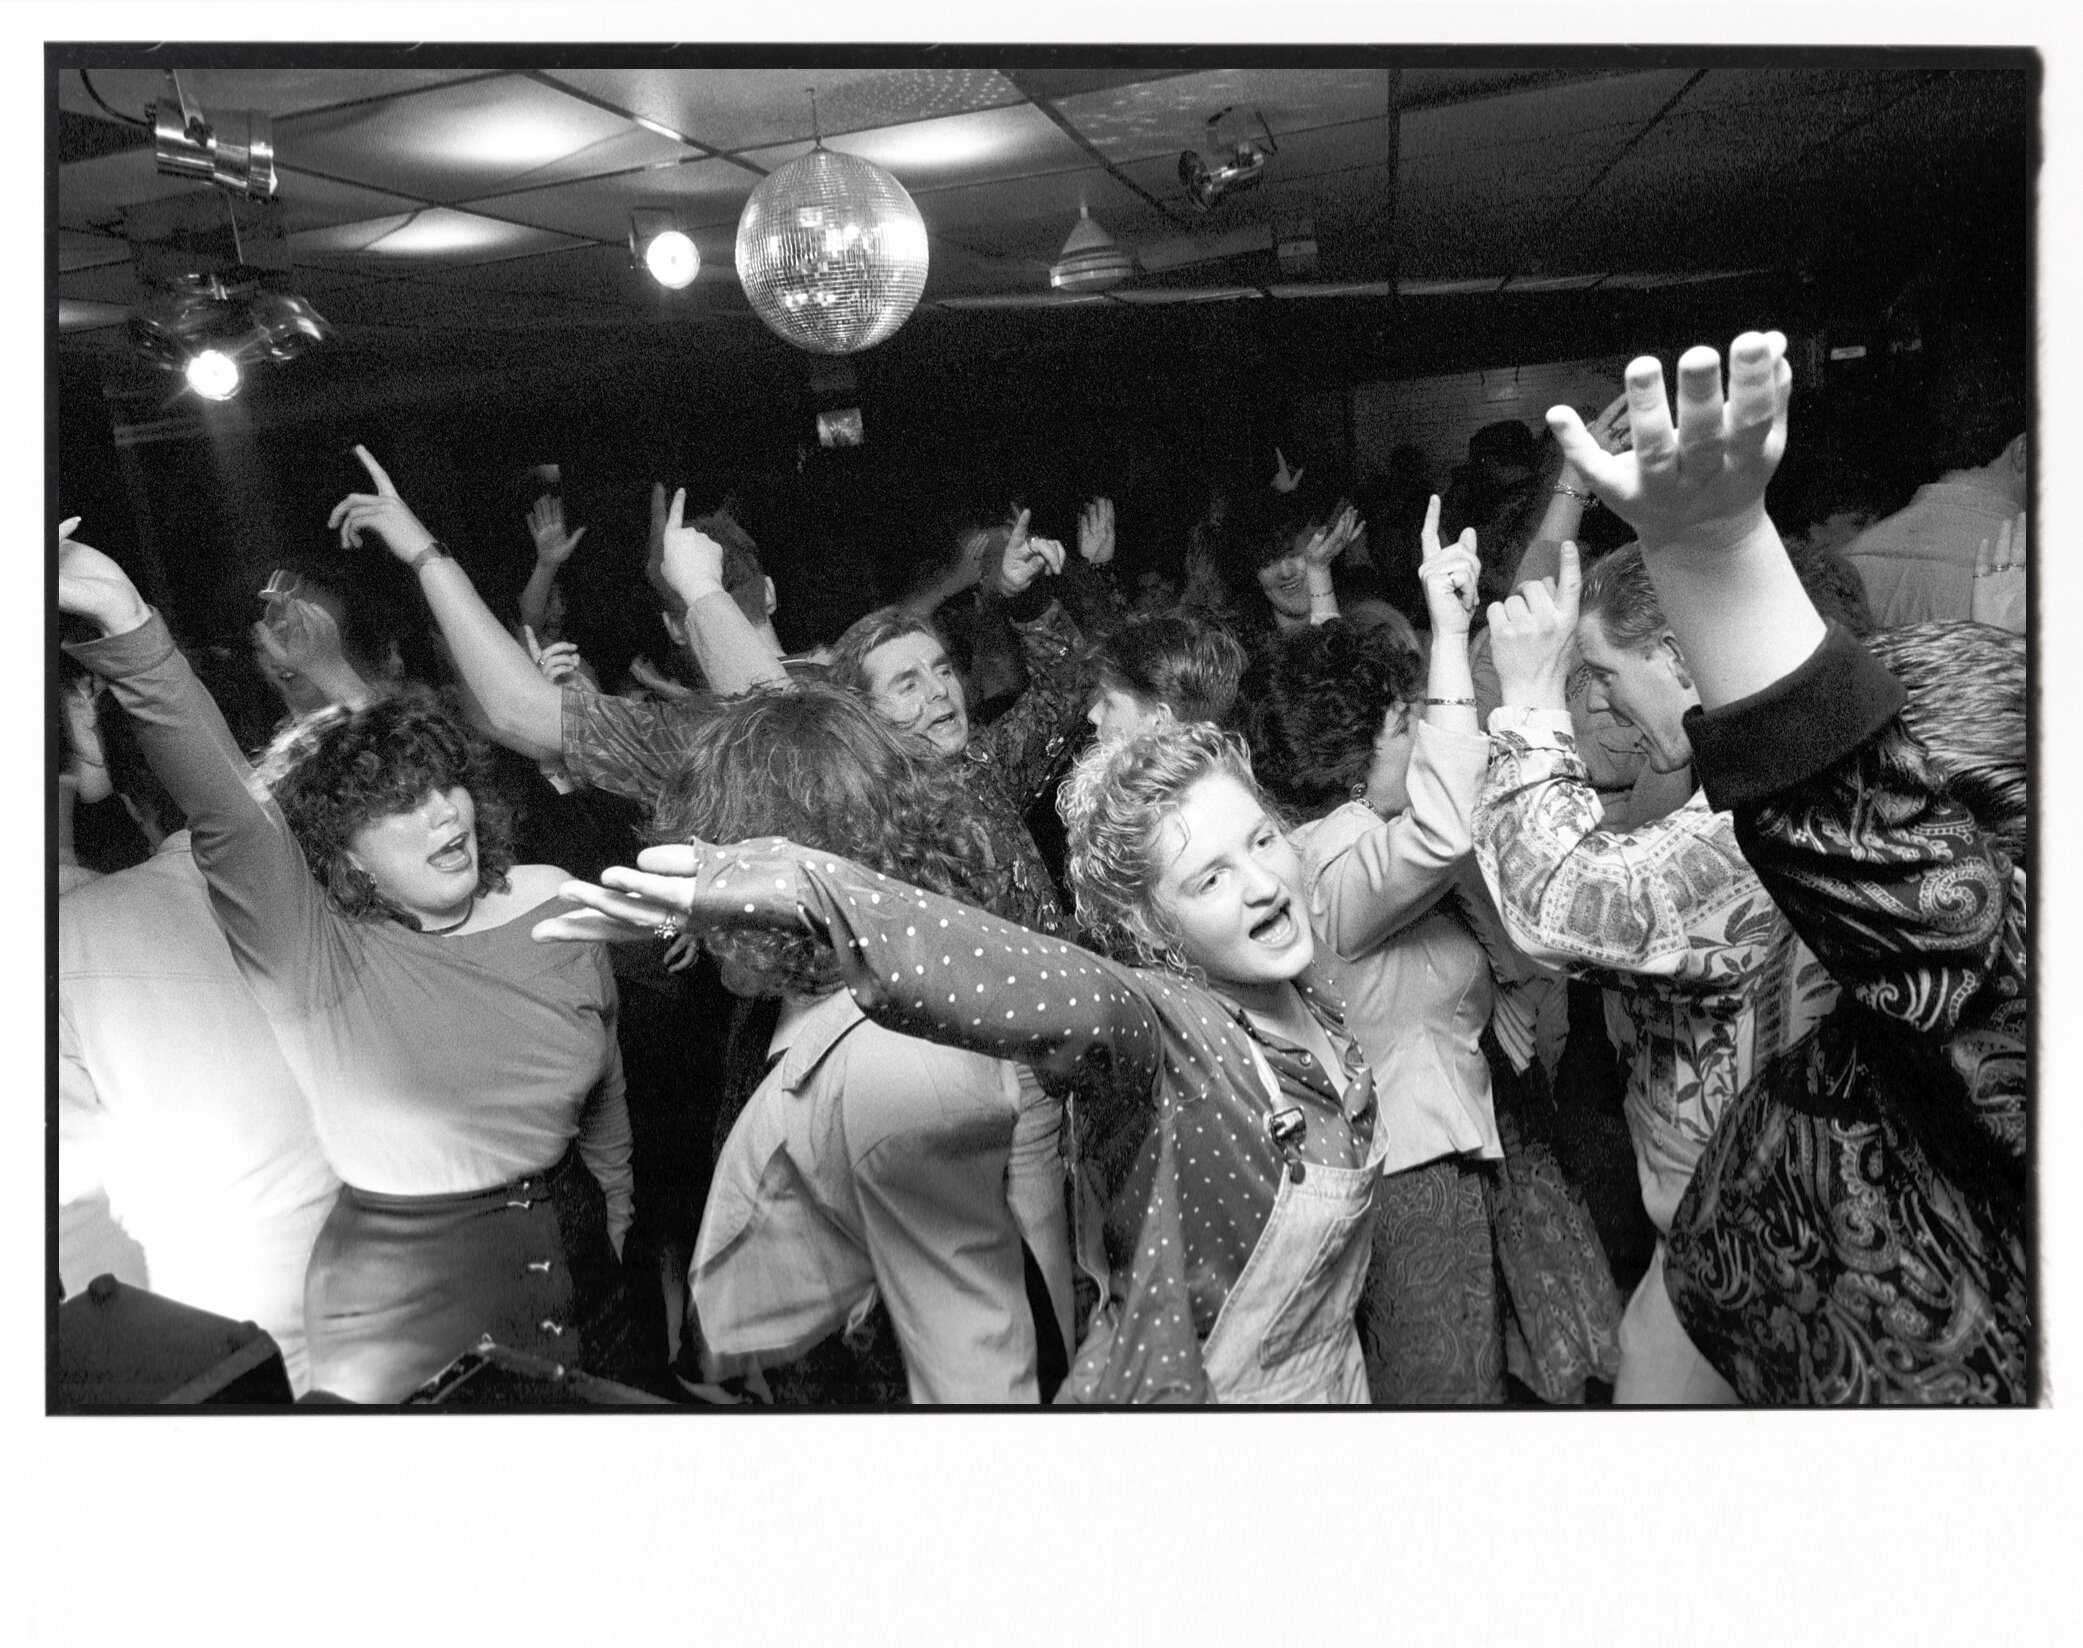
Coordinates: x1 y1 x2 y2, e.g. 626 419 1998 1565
735 92 930 355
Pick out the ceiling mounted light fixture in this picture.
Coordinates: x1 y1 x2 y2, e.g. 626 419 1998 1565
629 210 699 290
1049 205 1134 293
1179 108 1277 213
131 273 335 402
152 70 276 201
734 89 930 355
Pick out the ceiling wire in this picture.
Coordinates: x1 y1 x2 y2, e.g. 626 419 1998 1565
79 69 153 130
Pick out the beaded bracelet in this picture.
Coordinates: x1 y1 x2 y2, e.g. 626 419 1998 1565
1424 696 1478 708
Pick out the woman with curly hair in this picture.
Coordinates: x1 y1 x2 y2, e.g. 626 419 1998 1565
543 715 1392 1404
653 683 1071 1404
58 527 631 1405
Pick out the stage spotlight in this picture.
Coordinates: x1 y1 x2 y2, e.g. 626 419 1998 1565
184 349 241 401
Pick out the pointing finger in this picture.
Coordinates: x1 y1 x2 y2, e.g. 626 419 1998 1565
668 487 686 533
352 445 399 498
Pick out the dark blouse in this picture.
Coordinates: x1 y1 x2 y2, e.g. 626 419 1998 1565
1664 622 2028 1403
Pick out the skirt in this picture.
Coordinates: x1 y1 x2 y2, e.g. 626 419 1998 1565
305 1148 615 1404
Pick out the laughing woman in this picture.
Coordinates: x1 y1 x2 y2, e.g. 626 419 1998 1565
59 526 632 1404
543 721 1388 1404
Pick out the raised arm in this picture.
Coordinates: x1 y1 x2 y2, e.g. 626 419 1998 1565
1513 391 1629 590
517 493 586 638
329 445 564 761
57 527 342 1009
1308 502 1487 957
970 508 1091 803
653 486 788 696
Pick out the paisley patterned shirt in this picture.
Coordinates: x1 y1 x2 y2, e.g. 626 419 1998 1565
1474 708 1838 1232
1665 622 2029 1404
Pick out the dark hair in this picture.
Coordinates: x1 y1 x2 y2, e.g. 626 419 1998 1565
252 688 515 929
1092 609 1248 729
1865 621 2027 867
1243 619 1424 815
1787 541 1877 638
824 605 947 699
647 682 1001 994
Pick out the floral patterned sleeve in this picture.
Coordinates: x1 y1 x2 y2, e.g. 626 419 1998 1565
1689 623 2026 1156
1473 710 1791 990
975 594 1089 808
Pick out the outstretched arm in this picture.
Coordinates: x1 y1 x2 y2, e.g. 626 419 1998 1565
329 445 564 760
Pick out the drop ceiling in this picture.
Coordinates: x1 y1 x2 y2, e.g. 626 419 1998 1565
53 55 2034 354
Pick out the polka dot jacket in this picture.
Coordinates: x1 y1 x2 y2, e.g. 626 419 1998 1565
676 838 1380 1403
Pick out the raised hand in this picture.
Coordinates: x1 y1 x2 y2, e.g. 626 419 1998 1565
253 591 349 682
1971 509 2027 633
526 494 587 568
57 517 150 636
658 486 729 604
1487 542 1582 713
523 624 589 688
1271 447 1304 494
628 654 696 702
328 445 438 563
1299 504 1360 571
1417 495 1482 638
1548 332 1791 556
1077 496 1116 566
993 507 1065 597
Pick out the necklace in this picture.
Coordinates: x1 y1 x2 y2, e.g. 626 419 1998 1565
420 895 477 937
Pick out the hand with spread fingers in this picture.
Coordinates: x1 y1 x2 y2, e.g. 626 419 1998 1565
526 494 587 568
1547 331 1791 556
328 445 439 564
992 506 1065 598
254 591 349 684
1417 494 1482 640
1077 496 1117 565
1487 541 1583 714
1271 447 1304 494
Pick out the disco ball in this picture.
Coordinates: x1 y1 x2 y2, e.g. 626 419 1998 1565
734 147 930 355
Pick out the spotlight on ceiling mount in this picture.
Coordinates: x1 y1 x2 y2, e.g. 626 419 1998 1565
152 71 276 201
1049 204 1135 293
1179 108 1277 213
629 210 700 290
131 272 334 401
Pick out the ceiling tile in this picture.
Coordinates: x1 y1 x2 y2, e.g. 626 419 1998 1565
1401 69 1700 162
540 68 1025 156
56 261 147 306
465 157 755 240
903 169 1149 262
417 239 746 313
735 104 1095 198
56 66 497 124
288 208 588 268
56 149 219 232
278 74 687 203
1055 68 1393 163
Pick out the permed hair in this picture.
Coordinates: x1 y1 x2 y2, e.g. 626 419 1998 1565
1866 621 2028 867
823 605 948 699
1092 608 1249 730
1058 720 1269 967
251 688 515 929
1244 619 1425 816
646 681 1003 994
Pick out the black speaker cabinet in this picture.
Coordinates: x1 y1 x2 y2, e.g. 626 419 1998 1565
55 1275 293 1409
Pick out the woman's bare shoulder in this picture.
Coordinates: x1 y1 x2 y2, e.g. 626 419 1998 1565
501 862 577 908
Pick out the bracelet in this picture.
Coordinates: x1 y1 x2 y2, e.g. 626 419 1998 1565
1424 697 1478 708
1551 484 1598 507
408 539 454 572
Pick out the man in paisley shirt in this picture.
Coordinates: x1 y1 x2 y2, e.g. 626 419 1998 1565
1546 330 2029 1403
1474 540 1838 1403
